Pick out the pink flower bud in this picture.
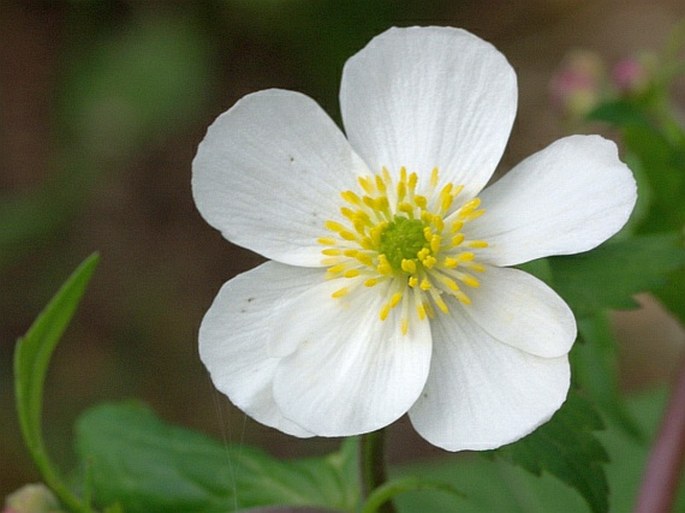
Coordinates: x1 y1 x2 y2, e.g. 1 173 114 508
612 54 654 94
550 50 606 119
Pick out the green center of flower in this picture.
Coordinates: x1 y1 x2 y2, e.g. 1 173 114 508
378 216 426 271
318 166 489 335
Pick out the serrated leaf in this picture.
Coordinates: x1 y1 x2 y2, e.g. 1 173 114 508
75 402 359 513
494 391 609 513
14 253 100 513
393 389 684 513
548 233 685 317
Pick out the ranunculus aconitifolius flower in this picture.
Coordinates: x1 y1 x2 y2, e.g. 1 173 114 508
192 26 636 451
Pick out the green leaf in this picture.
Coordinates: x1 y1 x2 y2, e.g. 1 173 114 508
74 402 360 513
494 391 609 513
572 314 643 440
393 388 685 513
586 100 652 127
14 253 100 513
548 233 685 317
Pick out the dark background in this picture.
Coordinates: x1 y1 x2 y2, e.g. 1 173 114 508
2 0 684 496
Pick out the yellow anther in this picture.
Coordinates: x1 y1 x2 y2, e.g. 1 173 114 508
408 276 418 288
442 277 460 291
408 172 418 192
339 230 357 241
375 174 387 192
401 318 409 335
434 294 449 313
457 251 475 262
398 202 414 216
344 269 360 278
468 263 486 273
401 258 417 274
359 237 374 250
340 207 356 220
377 254 393 275
451 233 465 246
355 253 373 266
364 278 378 287
431 215 444 232
327 264 346 274
468 240 489 248
415 195 427 209
382 166 392 183
341 190 361 205
397 181 407 201
464 209 485 221
372 196 390 214
322 248 342 256
358 176 375 195
389 292 403 308
443 257 458 268
417 247 431 261
450 220 464 233
400 166 407 182
420 278 431 290
459 198 481 217
331 287 349 298
416 303 427 320
379 303 392 321
422 255 437 269
430 167 439 187
324 220 347 233
460 274 480 288
455 290 471 305
430 235 441 254
317 237 337 246
423 226 433 242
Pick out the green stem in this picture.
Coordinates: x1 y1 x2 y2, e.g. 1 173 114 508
360 429 395 513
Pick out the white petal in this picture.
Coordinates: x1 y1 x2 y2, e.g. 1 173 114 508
192 89 368 267
199 261 323 437
471 135 637 266
340 26 517 197
409 306 570 451
271 281 432 436
464 266 576 358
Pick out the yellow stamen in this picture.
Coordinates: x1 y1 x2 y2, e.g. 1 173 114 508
401 258 417 274
332 287 349 298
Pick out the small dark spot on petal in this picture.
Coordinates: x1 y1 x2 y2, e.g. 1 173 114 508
247 297 255 302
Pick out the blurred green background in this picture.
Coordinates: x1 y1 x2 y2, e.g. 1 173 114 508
2 0 684 497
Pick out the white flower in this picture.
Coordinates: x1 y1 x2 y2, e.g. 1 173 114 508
192 27 636 451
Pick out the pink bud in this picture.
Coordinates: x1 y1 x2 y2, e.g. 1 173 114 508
550 50 606 118
612 55 653 94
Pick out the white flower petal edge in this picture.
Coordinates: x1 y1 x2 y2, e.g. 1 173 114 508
409 302 570 451
199 261 319 437
271 280 432 436
340 26 517 198
192 89 369 267
464 266 576 358
470 134 637 267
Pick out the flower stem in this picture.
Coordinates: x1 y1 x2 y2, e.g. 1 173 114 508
634 352 685 513
360 429 396 513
